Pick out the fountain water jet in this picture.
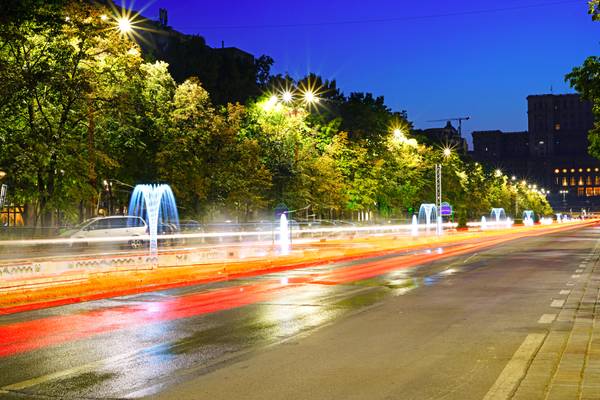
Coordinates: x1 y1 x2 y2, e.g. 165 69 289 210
411 214 419 237
523 210 535 226
128 184 179 259
490 208 506 225
279 213 290 255
418 204 437 230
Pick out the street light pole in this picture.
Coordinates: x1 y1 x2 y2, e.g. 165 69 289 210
435 163 442 235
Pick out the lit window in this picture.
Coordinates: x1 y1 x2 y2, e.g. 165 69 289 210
587 176 593 185
587 187 594 196
579 177 584 186
555 123 561 130
595 187 600 196
596 176 600 185
579 188 585 196
562 177 568 186
570 177 576 186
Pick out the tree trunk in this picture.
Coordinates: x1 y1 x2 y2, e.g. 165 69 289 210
87 97 97 218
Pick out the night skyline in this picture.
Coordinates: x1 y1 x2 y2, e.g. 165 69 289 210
137 0 599 145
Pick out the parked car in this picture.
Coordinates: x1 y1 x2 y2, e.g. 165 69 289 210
179 219 203 232
62 216 147 249
156 222 183 246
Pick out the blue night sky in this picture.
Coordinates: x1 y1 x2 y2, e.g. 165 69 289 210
137 0 599 146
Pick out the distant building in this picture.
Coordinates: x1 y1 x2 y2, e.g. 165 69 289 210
472 130 529 178
471 94 598 211
129 8 259 105
414 121 468 154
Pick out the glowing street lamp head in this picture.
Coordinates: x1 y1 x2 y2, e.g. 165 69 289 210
304 90 317 104
261 94 279 111
118 17 132 33
443 148 452 157
282 91 293 103
511 175 516 181
494 169 502 177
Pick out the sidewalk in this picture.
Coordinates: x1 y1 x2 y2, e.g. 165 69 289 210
505 233 600 399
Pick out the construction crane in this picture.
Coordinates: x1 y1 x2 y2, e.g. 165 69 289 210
427 116 471 137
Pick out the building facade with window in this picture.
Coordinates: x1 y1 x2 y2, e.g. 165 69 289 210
471 94 598 211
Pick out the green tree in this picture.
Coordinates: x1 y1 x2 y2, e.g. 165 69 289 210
0 1 142 226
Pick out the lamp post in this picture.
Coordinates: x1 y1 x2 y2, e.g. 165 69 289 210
435 148 452 235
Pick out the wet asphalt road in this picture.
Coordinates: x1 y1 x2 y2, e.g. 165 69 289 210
0 225 598 399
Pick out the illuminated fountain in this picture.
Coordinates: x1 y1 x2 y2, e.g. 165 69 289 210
279 213 290 255
418 204 437 230
523 210 535 226
490 208 506 225
411 214 419 237
128 184 179 258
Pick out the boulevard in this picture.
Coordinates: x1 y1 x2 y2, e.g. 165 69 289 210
2 1 600 399
1 224 598 399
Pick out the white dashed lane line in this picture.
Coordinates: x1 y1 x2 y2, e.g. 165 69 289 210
551 299 565 308
538 314 556 324
559 290 570 295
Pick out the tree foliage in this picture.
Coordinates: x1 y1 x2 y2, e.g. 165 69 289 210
0 2 552 226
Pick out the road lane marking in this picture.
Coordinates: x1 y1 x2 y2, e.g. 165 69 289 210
551 299 565 308
559 290 570 295
571 274 581 279
538 314 556 324
1 348 146 391
579 263 587 268
483 333 546 400
576 269 584 273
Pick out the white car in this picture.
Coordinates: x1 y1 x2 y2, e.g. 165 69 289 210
64 216 147 248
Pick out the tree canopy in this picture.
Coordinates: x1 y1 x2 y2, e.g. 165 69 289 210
0 1 552 227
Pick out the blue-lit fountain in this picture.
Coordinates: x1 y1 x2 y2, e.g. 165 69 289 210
523 210 534 226
418 204 437 230
279 212 290 255
128 184 180 258
490 208 506 226
411 214 419 237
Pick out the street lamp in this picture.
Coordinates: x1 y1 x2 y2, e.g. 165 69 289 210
303 89 318 105
435 148 452 235
393 128 403 141
560 189 568 203
117 17 132 34
494 169 502 178
282 90 293 103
